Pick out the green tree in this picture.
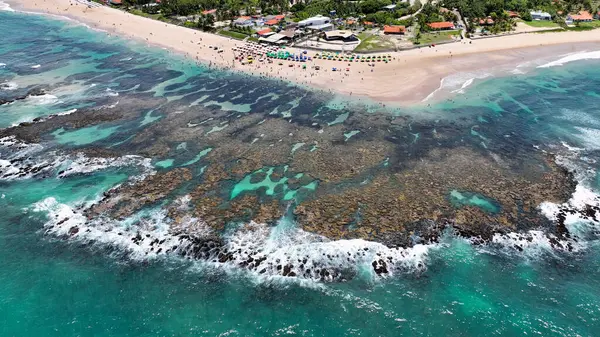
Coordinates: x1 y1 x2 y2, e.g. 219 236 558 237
520 11 532 21
360 0 384 14
198 13 215 31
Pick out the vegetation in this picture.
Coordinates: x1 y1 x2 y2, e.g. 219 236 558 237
117 0 600 41
290 0 421 24
123 0 290 20
198 13 216 31
128 8 166 21
523 19 559 27
218 29 249 39
354 33 396 52
579 20 600 28
411 30 461 44
442 0 599 32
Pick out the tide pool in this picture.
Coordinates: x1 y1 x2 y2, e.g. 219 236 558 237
52 124 120 146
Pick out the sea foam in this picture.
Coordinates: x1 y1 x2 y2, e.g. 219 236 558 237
537 50 600 68
0 1 14 11
0 81 18 90
0 136 154 181
33 194 435 283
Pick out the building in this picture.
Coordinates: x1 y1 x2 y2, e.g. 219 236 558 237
383 25 406 34
428 22 455 30
530 10 552 20
109 0 122 4
323 30 358 42
382 4 397 11
265 19 280 26
478 17 494 25
256 28 273 37
233 16 254 27
305 23 334 32
567 11 593 23
201 9 217 15
506 11 519 18
298 15 331 28
258 33 291 45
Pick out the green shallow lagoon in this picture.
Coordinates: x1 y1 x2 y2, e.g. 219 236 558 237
52 125 120 146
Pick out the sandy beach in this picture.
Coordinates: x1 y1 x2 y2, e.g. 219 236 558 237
5 0 600 104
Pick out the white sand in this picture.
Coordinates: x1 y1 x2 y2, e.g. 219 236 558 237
7 0 600 104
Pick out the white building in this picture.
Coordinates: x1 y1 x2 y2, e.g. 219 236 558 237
530 10 552 20
298 15 331 28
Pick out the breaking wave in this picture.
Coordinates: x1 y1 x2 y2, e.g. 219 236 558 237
0 1 14 11
0 136 154 180
30 160 600 286
0 81 18 90
537 50 600 68
33 196 434 283
18 135 599 285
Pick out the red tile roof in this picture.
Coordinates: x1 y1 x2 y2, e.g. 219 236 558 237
479 17 494 25
428 22 455 29
383 25 406 34
570 11 593 21
363 21 374 26
202 9 216 15
507 11 519 17
265 19 280 25
274 15 285 20
257 28 272 35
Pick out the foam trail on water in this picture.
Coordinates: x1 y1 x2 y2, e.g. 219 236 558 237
538 50 600 68
451 78 475 94
424 72 491 101
422 78 444 102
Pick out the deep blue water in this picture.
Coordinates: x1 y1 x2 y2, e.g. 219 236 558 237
2 7 600 337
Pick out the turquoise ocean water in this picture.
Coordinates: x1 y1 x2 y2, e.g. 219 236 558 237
2 7 600 336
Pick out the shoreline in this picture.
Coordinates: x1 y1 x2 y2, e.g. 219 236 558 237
4 0 600 105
